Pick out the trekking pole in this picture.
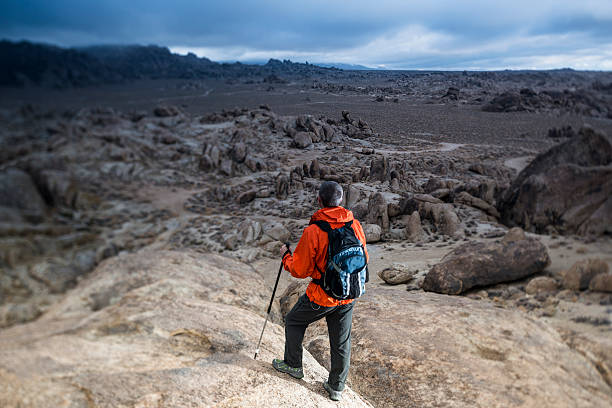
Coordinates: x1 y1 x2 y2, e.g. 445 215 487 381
254 243 290 360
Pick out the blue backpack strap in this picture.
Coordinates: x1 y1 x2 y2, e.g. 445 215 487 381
312 220 353 231
312 220 332 233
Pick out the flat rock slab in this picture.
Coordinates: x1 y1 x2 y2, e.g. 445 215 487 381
0 250 371 408
279 279 612 407
347 287 612 408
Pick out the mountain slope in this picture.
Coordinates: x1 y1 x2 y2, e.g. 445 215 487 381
0 40 337 87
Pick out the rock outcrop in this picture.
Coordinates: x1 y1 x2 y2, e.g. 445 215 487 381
369 155 389 181
498 127 612 235
423 228 550 294
0 250 371 407
350 288 612 407
454 190 500 219
399 194 462 237
402 211 426 242
281 285 612 408
366 193 389 231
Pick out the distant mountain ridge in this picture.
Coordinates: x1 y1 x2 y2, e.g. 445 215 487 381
0 40 338 88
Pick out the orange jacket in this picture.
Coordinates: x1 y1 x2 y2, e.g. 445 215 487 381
282 206 369 307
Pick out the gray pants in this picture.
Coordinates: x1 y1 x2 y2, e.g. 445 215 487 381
284 294 354 391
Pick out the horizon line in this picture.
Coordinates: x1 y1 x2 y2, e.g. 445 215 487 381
3 38 612 73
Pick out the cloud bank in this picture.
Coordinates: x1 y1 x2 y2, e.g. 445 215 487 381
1 0 611 69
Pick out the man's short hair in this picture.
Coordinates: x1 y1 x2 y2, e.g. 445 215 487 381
319 181 343 207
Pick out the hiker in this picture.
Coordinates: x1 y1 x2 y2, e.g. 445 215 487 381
272 181 369 401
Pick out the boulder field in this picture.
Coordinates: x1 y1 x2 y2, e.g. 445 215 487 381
1 105 611 330
1 100 611 407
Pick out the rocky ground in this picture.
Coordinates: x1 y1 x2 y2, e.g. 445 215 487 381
1 69 611 407
0 250 372 407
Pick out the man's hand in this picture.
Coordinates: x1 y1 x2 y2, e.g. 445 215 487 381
279 244 288 257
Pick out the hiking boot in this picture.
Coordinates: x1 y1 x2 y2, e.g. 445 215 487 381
323 381 342 401
272 358 304 379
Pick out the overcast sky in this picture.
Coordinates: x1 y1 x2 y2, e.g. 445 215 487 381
1 0 611 70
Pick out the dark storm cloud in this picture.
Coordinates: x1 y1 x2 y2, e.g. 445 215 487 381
1 0 611 69
530 14 612 39
0 0 389 49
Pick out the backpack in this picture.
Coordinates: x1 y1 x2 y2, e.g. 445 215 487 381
311 220 369 300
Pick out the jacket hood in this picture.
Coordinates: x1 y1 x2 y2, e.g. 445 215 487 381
310 206 354 225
